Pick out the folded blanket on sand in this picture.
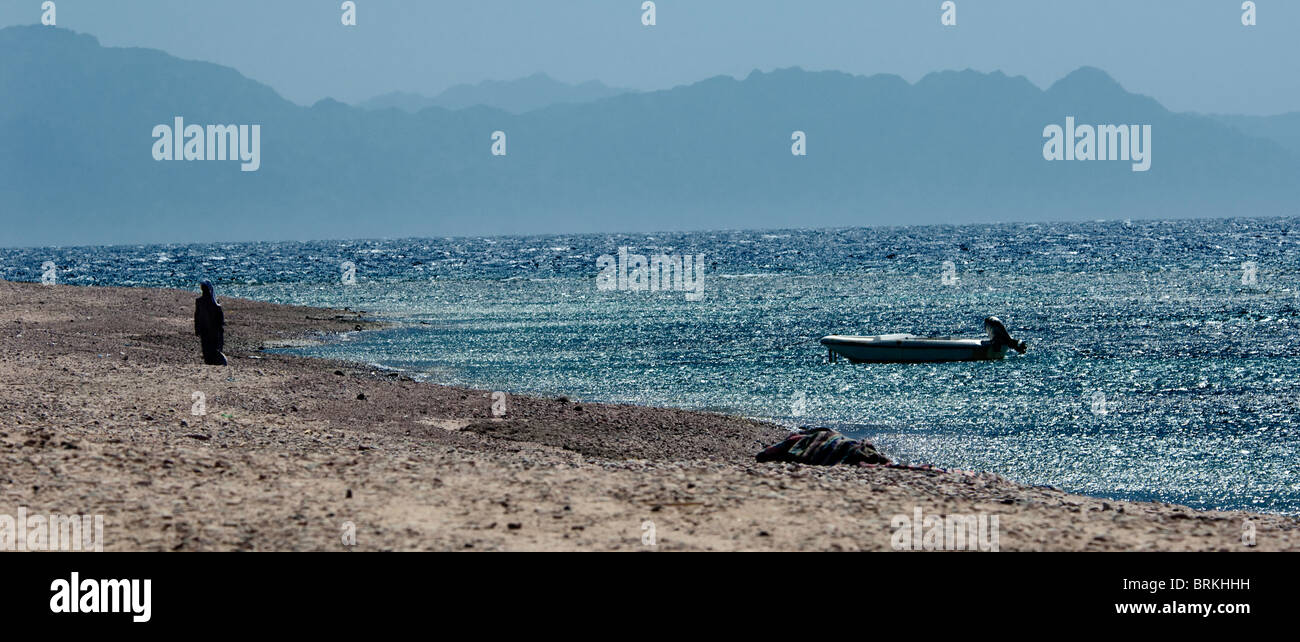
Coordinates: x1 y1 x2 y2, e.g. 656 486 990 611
756 427 890 466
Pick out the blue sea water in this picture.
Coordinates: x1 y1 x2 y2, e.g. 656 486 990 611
3 217 1298 513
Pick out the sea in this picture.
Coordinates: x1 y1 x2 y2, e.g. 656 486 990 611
3 216 1298 514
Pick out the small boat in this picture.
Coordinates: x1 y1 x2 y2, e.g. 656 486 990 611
821 317 1027 364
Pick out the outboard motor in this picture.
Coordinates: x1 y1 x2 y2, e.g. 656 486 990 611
984 316 1027 354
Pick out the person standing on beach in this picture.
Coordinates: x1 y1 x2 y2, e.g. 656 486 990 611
194 281 227 366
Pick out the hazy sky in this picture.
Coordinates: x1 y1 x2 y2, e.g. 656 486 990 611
3 0 1297 114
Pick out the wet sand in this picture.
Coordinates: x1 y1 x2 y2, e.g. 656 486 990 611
1 280 1296 551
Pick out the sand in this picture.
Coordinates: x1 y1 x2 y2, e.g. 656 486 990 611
1 280 1296 551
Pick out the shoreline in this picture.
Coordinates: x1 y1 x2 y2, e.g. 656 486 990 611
2 280 1297 551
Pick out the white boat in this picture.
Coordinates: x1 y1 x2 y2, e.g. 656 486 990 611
821 317 1027 364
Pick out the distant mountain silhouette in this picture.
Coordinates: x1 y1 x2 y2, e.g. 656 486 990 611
2 26 1297 247
357 73 630 114
356 90 438 113
1211 112 1300 156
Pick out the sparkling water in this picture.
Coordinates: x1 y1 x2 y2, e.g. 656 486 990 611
5 217 1297 513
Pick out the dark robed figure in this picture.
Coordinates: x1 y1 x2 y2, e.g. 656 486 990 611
194 281 227 365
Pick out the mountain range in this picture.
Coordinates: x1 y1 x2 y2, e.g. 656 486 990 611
1210 112 1300 157
1 26 1297 247
356 73 630 114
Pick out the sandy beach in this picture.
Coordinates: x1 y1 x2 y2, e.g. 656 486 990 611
1 280 1296 551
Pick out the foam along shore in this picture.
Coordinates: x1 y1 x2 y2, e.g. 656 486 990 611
0 280 1296 551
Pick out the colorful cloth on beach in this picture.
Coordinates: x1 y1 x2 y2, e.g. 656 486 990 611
755 427 890 466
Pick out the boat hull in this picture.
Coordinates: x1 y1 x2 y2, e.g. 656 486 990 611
820 334 1010 363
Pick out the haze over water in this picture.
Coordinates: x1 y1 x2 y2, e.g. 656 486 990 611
5 216 1298 513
